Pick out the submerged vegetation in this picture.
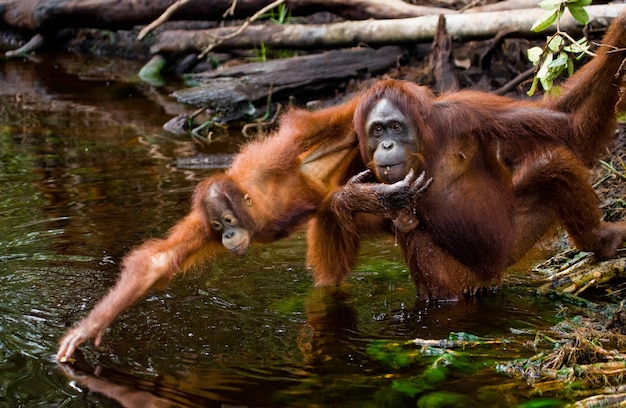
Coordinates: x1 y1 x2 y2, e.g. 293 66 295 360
363 307 626 406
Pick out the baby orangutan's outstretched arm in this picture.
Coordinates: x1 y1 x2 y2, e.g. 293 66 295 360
57 212 218 362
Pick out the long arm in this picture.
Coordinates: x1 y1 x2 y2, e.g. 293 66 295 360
331 170 431 215
57 212 221 362
307 170 431 286
545 13 626 163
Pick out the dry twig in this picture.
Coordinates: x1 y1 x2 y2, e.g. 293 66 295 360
242 104 283 139
223 0 238 17
198 0 285 59
137 0 193 41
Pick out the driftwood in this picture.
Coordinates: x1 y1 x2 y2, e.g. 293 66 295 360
171 46 405 108
307 0 455 19
152 4 626 54
538 253 626 296
0 0 450 33
467 0 540 13
430 15 457 93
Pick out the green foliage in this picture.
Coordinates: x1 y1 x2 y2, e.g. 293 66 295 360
527 0 592 95
599 158 626 180
518 398 567 408
387 349 478 400
367 340 422 368
268 295 305 314
417 391 477 408
261 3 292 25
367 333 489 402
100 30 117 46
354 259 409 283
250 4 296 62
0 126 29 174
367 332 491 370
253 41 268 62
250 41 299 62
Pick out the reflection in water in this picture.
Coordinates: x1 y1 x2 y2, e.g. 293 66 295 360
0 55 563 407
53 282 554 407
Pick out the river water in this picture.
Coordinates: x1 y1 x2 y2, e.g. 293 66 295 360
0 53 569 407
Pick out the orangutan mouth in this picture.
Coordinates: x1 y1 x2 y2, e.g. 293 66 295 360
377 163 406 183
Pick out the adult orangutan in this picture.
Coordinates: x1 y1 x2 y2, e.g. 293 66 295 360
307 14 626 300
56 95 429 361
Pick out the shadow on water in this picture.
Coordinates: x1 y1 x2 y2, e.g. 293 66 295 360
0 54 567 407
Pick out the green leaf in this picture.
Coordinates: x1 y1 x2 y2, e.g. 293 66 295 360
527 46 544 64
550 64 566 80
538 0 564 10
563 37 588 54
528 77 540 96
547 35 564 52
567 57 575 75
567 0 592 7
536 53 555 91
568 5 589 25
538 52 554 76
540 75 554 91
547 53 568 69
531 9 559 32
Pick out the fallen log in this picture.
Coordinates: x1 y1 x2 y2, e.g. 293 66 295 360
171 46 405 108
303 0 455 20
0 0 451 33
467 0 540 13
152 4 626 53
0 0 242 33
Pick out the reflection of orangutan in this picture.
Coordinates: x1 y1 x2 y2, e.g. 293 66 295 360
57 97 429 361
58 14 626 362
308 15 626 300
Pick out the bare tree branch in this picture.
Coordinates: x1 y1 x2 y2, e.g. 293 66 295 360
198 0 285 58
137 0 193 41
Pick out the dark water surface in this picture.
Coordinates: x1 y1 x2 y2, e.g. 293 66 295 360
0 54 567 407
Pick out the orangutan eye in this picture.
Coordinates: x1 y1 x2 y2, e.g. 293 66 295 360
392 122 401 131
373 125 384 136
224 216 233 225
210 221 222 231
